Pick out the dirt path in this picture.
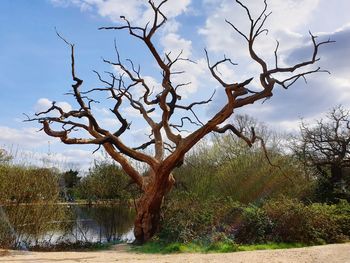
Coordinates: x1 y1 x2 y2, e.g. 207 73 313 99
0 243 349 263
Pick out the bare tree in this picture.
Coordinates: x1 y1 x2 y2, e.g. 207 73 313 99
294 105 350 201
26 0 333 243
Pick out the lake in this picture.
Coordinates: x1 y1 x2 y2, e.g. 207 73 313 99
0 203 135 249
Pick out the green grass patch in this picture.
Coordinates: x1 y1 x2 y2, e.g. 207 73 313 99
238 242 306 251
131 242 204 254
130 241 307 254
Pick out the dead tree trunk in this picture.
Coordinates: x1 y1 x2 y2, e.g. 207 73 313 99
134 172 174 244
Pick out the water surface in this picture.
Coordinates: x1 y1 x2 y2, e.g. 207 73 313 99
0 203 135 249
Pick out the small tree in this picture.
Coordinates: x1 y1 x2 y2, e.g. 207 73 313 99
294 106 350 202
78 161 132 201
59 169 81 201
62 169 80 189
0 166 60 204
0 149 12 165
27 0 332 243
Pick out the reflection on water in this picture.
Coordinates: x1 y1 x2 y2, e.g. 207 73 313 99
0 203 135 249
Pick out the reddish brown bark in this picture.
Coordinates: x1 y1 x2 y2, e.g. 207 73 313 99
134 172 174 243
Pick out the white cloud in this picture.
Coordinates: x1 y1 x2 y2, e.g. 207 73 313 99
199 0 320 62
0 126 56 148
52 0 201 102
171 58 208 98
56 101 73 112
211 62 240 85
143 76 162 96
35 98 52 112
12 148 105 171
100 117 119 128
128 127 152 145
94 0 149 24
122 106 142 118
333 77 350 103
121 106 159 120
162 19 181 34
270 119 301 133
201 0 350 132
94 107 112 117
51 0 191 26
159 31 211 97
35 98 72 113
161 33 192 58
160 0 191 20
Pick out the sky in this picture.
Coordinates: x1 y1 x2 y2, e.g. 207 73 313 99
0 0 349 171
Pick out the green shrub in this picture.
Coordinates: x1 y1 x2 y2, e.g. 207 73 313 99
308 203 344 243
77 161 133 201
160 194 350 245
263 198 348 244
264 199 315 243
159 195 243 243
0 166 60 204
159 193 216 243
234 205 271 244
334 200 350 237
172 133 314 205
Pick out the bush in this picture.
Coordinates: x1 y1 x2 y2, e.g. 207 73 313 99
172 134 314 205
0 165 60 204
234 205 271 244
159 193 216 243
263 198 347 244
333 200 350 237
264 199 315 243
0 215 15 248
160 195 269 244
77 161 133 201
308 203 344 243
159 194 350 245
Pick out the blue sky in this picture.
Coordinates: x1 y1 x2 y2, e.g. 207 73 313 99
0 0 350 170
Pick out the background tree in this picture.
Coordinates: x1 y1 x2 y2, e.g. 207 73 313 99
172 115 312 204
293 105 350 202
59 169 81 201
27 0 332 243
0 149 12 165
77 160 132 201
61 169 81 189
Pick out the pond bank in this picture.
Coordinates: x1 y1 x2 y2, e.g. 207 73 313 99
1 243 349 263
0 203 135 248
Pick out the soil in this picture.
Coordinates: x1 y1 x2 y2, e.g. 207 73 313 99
0 243 349 263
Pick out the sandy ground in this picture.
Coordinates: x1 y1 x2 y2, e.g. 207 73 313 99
0 243 349 263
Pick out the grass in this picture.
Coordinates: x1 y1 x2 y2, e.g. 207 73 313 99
130 241 307 254
237 242 306 251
